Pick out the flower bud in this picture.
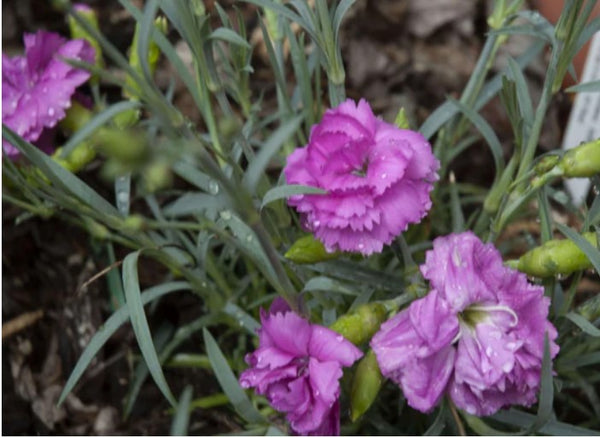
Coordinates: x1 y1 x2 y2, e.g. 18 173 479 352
513 232 597 277
350 350 383 422
68 4 104 70
284 234 341 264
558 139 600 178
394 108 410 130
329 302 388 346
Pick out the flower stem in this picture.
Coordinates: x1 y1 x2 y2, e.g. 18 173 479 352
449 400 467 436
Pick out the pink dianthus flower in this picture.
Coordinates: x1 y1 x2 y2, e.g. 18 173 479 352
371 231 559 416
2 30 94 157
284 99 439 255
239 299 363 435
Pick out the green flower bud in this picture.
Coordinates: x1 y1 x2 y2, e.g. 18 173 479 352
329 302 388 346
142 161 173 193
68 4 104 70
513 232 597 277
394 107 410 130
84 217 109 240
558 139 600 178
191 0 206 17
350 350 383 422
123 214 146 232
60 101 93 134
124 17 168 98
285 234 340 264
534 154 560 176
96 128 147 164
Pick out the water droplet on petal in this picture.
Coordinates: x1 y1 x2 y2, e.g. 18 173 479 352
335 335 344 342
314 390 320 396
48 108 55 116
485 346 493 357
42 87 48 93
502 362 512 373
313 220 320 227
381 173 387 179
358 243 365 250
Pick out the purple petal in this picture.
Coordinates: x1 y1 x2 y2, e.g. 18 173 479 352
261 310 311 357
308 325 363 366
308 358 343 405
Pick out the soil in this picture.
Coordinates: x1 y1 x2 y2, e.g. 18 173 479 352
2 0 598 435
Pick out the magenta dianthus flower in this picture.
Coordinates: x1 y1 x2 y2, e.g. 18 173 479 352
239 299 363 435
371 231 559 416
2 30 94 157
283 99 439 255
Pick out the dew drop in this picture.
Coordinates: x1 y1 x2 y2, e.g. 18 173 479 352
335 335 344 342
220 210 232 220
502 362 512 373
117 190 129 204
48 107 55 116
11 101 17 109
42 87 48 93
239 320 245 326
485 346 493 357
381 173 387 179
358 243 365 250
246 234 253 243
314 390 320 396
208 179 220 195
313 220 320 227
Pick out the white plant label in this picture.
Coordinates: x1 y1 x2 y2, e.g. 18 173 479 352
561 31 600 207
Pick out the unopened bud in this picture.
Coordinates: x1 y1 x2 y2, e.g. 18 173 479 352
68 4 104 71
350 350 383 422
513 232 598 277
329 302 388 346
558 139 600 178
285 234 340 264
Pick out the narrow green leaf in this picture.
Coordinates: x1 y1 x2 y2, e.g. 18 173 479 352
585 186 600 228
58 281 190 405
243 0 315 41
223 302 260 335
138 0 160 83
170 385 193 436
565 312 600 337
449 173 465 233
507 57 534 127
210 28 252 49
303 276 359 296
61 100 141 156
447 98 505 181
243 115 303 193
124 323 174 418
556 223 600 273
566 79 600 93
424 405 446 435
123 251 176 406
163 192 228 218
527 333 554 433
559 351 600 368
493 409 600 436
202 328 265 424
3 125 121 218
332 0 356 43
419 42 544 139
261 184 326 208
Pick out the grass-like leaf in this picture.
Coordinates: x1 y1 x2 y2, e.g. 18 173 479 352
170 385 194 436
261 184 326 209
223 302 260 335
3 125 120 219
202 328 265 424
123 251 176 406
565 312 600 337
527 333 554 433
58 281 191 405
493 409 600 436
243 115 303 193
419 41 544 139
447 98 505 183
424 405 446 435
210 28 252 49
556 223 600 273
60 100 141 156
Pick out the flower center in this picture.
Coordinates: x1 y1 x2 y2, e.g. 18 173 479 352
351 158 369 177
454 303 519 343
294 356 310 377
